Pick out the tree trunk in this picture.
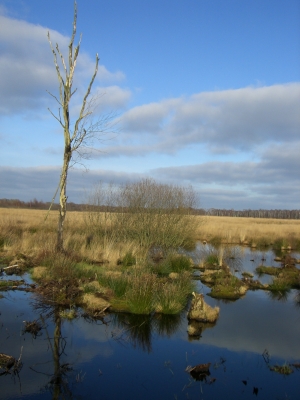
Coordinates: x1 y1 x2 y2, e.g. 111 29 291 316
56 147 71 252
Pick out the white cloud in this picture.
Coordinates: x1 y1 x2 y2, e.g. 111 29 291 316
120 83 300 155
93 85 131 111
0 14 126 115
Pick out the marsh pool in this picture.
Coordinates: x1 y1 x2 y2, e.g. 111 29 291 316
1 247 300 400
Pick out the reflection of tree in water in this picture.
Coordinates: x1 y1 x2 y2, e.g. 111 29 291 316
30 303 74 399
294 290 300 308
111 312 183 353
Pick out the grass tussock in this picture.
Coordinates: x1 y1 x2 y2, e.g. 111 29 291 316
201 270 248 300
256 266 280 276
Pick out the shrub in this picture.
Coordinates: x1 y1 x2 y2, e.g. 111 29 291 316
86 178 199 251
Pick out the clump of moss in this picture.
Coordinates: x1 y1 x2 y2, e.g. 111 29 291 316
204 270 248 300
256 266 280 276
276 266 300 289
258 264 300 293
242 271 254 278
0 280 25 290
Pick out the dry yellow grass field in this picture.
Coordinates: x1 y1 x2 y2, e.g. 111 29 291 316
0 208 300 257
197 215 300 246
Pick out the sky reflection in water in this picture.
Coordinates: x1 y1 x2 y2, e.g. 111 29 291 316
0 248 300 399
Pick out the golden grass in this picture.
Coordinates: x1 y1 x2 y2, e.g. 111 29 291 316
31 266 48 280
195 215 300 246
81 293 111 312
0 209 299 260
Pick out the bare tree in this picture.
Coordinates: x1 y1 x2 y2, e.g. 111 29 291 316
47 1 106 251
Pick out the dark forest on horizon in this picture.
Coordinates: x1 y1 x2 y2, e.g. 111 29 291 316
0 198 299 220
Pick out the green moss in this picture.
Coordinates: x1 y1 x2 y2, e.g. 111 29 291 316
267 265 300 292
206 271 247 300
256 266 280 276
0 280 24 290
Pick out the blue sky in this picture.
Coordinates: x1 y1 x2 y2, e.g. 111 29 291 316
0 0 299 210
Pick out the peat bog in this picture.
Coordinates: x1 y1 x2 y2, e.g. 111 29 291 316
1 246 300 400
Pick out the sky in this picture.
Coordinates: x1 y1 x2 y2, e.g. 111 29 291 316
0 0 299 210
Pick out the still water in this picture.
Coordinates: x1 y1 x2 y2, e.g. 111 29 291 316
1 247 300 399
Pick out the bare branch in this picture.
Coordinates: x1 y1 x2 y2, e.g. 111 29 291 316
47 108 64 127
47 32 64 104
46 90 63 107
69 1 78 67
72 53 99 141
55 43 67 76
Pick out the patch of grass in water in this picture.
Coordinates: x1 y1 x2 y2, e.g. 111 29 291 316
256 266 280 276
207 271 247 300
269 363 293 375
126 273 156 314
155 273 195 314
268 280 290 293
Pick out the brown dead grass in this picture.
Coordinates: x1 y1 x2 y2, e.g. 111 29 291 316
195 215 300 246
1 209 299 260
81 293 111 312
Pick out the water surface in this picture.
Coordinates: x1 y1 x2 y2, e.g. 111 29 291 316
1 248 300 399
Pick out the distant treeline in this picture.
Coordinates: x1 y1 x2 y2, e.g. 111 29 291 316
0 198 85 212
0 198 299 220
199 208 300 220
